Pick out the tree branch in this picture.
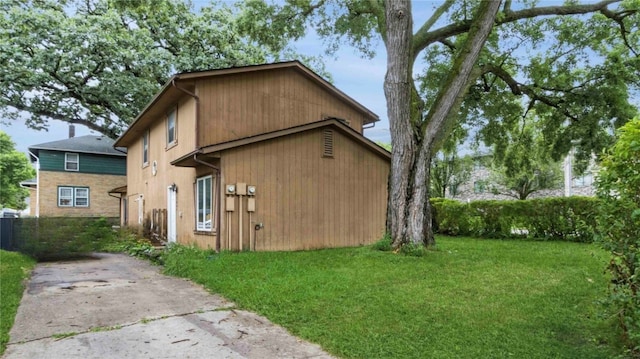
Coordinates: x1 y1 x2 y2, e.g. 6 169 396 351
480 64 579 121
423 0 502 151
413 0 455 47
601 8 639 57
8 102 118 138
412 0 622 60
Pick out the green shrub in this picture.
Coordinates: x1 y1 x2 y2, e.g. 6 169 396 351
595 117 640 354
371 233 393 251
398 242 429 257
431 197 599 242
13 217 119 260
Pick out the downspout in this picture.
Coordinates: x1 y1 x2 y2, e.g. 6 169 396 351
173 78 221 250
28 151 40 218
192 154 222 253
171 78 200 149
108 192 124 227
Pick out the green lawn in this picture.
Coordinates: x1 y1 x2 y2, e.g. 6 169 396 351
163 236 621 358
0 250 35 354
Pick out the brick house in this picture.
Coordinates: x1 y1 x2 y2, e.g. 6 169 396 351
24 133 126 218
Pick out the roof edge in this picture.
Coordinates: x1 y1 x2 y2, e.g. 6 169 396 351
27 146 127 157
115 61 379 148
171 119 390 167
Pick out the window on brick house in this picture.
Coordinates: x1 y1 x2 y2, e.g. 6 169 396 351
473 181 486 193
58 186 89 207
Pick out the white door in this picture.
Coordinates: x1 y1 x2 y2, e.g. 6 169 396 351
167 186 177 243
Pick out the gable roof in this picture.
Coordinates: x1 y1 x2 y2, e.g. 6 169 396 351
114 61 379 148
171 119 390 167
29 135 126 159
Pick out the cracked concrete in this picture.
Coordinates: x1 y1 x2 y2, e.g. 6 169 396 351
3 253 334 359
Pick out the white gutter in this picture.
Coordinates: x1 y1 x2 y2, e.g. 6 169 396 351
28 151 40 217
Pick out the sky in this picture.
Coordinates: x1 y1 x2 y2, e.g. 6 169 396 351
1 1 450 156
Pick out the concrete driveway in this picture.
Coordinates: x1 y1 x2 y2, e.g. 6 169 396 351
3 253 334 359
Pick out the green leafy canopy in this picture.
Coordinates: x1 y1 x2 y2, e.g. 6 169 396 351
0 0 325 138
0 131 35 210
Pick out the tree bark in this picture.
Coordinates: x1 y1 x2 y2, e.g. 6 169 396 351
384 0 415 244
384 0 502 247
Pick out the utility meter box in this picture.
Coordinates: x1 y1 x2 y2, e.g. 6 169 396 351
236 183 247 195
226 197 235 211
247 198 256 212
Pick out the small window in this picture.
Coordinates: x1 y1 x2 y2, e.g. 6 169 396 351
322 129 334 158
74 188 89 207
473 181 486 193
58 187 73 207
573 172 593 187
142 130 149 166
65 153 79 171
167 108 177 146
196 176 213 231
58 186 89 207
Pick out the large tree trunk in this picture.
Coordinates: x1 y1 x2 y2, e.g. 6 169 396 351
384 0 502 248
384 0 416 245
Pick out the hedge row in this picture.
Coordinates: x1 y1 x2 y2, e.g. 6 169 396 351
431 197 599 242
12 217 118 260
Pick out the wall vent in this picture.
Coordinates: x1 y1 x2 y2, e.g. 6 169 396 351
322 129 334 158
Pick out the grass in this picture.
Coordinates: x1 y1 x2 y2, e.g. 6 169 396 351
163 236 621 358
0 250 35 354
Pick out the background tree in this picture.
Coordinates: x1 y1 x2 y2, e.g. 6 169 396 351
240 0 639 247
0 0 324 138
0 131 35 210
487 116 562 200
430 124 472 199
430 152 472 199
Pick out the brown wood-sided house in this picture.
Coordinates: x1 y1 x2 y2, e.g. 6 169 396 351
113 61 390 251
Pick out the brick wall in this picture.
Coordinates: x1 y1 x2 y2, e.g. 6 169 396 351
37 171 126 217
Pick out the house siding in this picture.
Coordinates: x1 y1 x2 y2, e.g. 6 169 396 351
123 96 218 248
39 150 126 175
37 171 124 217
218 128 389 251
197 67 369 147
119 63 389 251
